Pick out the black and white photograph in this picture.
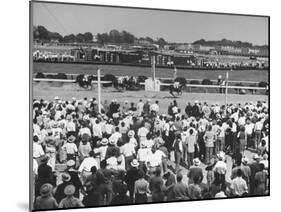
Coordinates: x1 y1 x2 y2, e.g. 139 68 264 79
30 1 269 211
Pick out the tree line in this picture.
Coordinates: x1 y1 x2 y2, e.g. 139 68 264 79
33 25 267 50
192 38 268 49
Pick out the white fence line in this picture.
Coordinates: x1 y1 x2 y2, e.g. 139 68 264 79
34 72 266 84
33 78 266 90
33 78 112 84
139 82 266 90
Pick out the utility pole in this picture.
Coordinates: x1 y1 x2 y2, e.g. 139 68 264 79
97 68 101 113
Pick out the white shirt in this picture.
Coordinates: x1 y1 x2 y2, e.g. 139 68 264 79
106 157 118 170
138 127 149 137
66 121 76 132
137 148 152 162
109 132 122 144
79 127 91 136
78 157 98 172
147 150 166 167
33 159 38 175
213 160 227 175
33 142 45 158
150 103 159 112
245 123 254 135
92 123 102 137
62 143 78 154
120 143 135 157
105 123 114 135
94 146 108 161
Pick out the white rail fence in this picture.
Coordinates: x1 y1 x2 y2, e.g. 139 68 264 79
33 78 266 91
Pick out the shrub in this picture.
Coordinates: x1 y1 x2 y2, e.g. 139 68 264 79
201 79 213 85
35 72 45 79
55 73 67 79
258 81 268 88
175 77 187 86
137 75 148 83
189 80 200 85
102 74 117 87
46 74 54 79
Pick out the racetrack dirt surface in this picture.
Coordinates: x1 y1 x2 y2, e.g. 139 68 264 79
33 82 268 114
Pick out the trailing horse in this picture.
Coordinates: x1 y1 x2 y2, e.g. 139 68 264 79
169 84 185 97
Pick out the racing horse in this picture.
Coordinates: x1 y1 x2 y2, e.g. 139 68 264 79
76 74 95 89
169 82 185 97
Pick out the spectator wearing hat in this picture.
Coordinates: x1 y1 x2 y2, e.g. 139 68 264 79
62 135 78 161
125 159 140 203
188 158 203 185
120 138 136 170
254 163 268 196
78 151 98 184
240 157 251 186
35 155 54 198
78 133 92 162
249 154 262 195
82 180 100 207
134 170 150 203
213 152 227 182
149 167 164 202
58 185 84 208
34 184 58 210
172 173 189 200
172 133 183 172
204 125 215 164
45 137 57 172
237 125 246 154
96 160 114 205
33 135 45 166
66 160 82 199
185 128 198 168
230 169 248 197
54 173 72 204
94 138 108 164
187 175 202 200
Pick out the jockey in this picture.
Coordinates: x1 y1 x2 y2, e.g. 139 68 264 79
83 74 88 82
217 75 222 85
173 81 180 89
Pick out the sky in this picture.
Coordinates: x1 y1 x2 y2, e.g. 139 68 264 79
32 2 269 45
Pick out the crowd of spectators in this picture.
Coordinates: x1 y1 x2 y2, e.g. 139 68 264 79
32 96 269 210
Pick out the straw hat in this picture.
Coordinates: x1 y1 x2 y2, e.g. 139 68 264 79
61 173 71 182
40 155 49 163
67 135 76 143
193 158 201 166
217 151 226 160
242 157 249 164
66 160 75 167
64 185 75 196
100 138 109 145
253 154 262 160
109 137 117 145
40 184 53 197
130 159 139 167
128 130 135 137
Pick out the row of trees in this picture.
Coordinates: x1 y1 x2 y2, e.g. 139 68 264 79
193 38 268 49
33 26 93 43
33 25 168 47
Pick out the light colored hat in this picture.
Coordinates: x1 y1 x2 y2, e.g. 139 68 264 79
61 173 71 182
64 184 75 196
263 153 268 160
54 96 59 100
66 160 75 167
253 154 262 160
130 159 139 167
140 142 146 148
40 184 53 197
242 157 249 164
100 138 108 145
109 137 117 145
128 130 135 137
193 158 201 166
67 135 76 143
195 100 199 104
217 151 225 160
